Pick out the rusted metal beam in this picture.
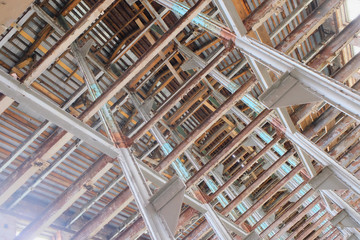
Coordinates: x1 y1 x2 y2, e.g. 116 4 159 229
208 135 281 202
333 52 360 83
186 109 272 189
308 14 360 71
154 77 256 173
319 228 337 240
276 0 343 54
220 148 295 216
315 116 354 150
79 0 212 123
339 143 360 173
158 0 360 121
330 124 360 159
167 87 209 126
2 0 209 236
21 0 115 85
250 179 308 231
15 156 114 240
235 164 304 225
129 45 232 142
114 217 146 240
329 231 342 240
0 70 247 238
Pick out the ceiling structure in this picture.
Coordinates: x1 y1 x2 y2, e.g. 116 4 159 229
0 0 359 239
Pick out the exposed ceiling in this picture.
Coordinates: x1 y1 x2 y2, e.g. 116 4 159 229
0 0 359 239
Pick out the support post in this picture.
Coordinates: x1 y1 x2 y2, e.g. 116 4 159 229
0 70 247 239
0 0 116 114
130 45 232 142
79 0 212 123
154 77 256 172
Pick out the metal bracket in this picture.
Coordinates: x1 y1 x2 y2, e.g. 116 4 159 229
243 138 257 147
308 166 348 190
125 0 137 5
331 210 360 229
78 39 95 57
348 234 360 240
181 57 199 72
259 71 320 108
149 176 186 233
10 22 22 32
244 231 260 240
141 97 155 115
214 164 224 176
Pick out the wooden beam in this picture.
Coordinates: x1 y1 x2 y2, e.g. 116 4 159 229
209 135 281 201
79 0 212 123
129 45 232 143
15 156 114 240
259 189 316 237
220 148 295 215
154 77 256 173
235 163 304 225
276 0 343 54
269 197 322 239
186 109 272 189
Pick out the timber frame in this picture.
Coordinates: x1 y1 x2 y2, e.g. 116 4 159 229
0 0 359 239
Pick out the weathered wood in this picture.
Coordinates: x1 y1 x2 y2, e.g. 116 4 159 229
243 0 286 32
251 180 308 231
71 187 133 240
79 0 213 123
0 129 73 206
186 109 272 189
276 0 343 54
269 197 321 240
259 189 315 237
209 135 281 201
184 220 211 240
235 164 304 225
154 77 256 173
15 156 114 240
130 45 232 142
221 148 295 215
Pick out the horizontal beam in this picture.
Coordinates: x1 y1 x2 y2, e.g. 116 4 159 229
155 0 360 121
0 70 247 237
